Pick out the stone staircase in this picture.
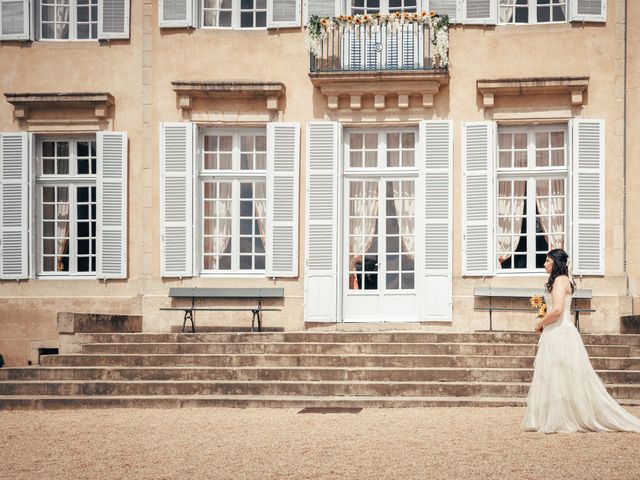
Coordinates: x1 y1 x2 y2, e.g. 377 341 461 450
1 331 640 409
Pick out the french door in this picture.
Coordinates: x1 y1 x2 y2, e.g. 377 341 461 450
342 176 418 321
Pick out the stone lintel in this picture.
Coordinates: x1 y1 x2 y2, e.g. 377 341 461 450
477 76 589 108
172 81 286 113
4 92 114 121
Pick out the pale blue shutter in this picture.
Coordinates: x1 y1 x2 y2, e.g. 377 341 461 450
421 120 453 320
572 119 604 275
268 0 301 28
569 0 606 22
462 0 496 24
160 123 194 277
0 132 29 279
462 122 495 276
305 122 340 322
266 123 300 277
0 0 31 40
98 0 130 39
159 0 194 27
97 132 127 279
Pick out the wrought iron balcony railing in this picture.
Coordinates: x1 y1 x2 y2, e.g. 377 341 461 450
309 22 441 73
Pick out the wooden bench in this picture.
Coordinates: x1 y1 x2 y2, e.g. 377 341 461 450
473 287 594 332
160 287 283 333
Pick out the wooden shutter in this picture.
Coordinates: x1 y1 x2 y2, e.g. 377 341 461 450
268 0 301 28
420 120 453 320
572 119 604 275
462 0 496 24
0 0 31 40
97 132 127 279
462 122 495 276
267 122 300 277
428 0 459 22
305 122 340 322
160 123 194 277
98 0 130 39
0 132 29 279
158 0 194 28
304 0 338 23
569 0 606 22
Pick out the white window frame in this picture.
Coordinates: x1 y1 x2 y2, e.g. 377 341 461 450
197 127 268 276
498 0 569 25
35 136 98 277
495 124 570 275
343 127 420 173
201 0 267 29
37 0 101 41
348 0 424 15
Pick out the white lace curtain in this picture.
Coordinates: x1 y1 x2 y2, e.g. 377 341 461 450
536 180 565 249
253 182 267 252
391 181 415 261
207 183 232 269
497 181 526 265
56 187 70 271
349 182 379 289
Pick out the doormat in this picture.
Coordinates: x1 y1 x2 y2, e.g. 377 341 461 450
297 407 362 414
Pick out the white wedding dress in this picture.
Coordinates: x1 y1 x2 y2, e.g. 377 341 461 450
523 293 640 433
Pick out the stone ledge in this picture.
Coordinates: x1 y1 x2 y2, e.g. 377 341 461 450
57 312 143 334
476 76 589 108
4 92 115 120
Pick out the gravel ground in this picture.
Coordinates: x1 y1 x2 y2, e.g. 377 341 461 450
2 407 640 480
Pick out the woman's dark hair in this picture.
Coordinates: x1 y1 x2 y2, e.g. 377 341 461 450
545 248 576 294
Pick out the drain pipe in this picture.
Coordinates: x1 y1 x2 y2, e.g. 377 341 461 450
623 0 630 308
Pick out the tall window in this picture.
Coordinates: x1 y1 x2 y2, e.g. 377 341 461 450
202 0 266 28
499 0 567 24
37 138 97 275
39 0 99 40
496 125 568 272
350 0 418 15
199 128 267 273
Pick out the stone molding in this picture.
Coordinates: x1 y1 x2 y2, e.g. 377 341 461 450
4 92 114 120
476 76 589 108
309 71 449 111
171 81 286 119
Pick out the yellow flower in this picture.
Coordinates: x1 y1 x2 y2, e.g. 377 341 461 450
538 304 547 318
429 10 437 17
529 295 543 309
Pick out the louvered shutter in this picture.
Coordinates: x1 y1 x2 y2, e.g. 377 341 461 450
420 121 453 320
0 132 29 279
160 123 194 277
429 0 459 22
159 0 194 28
572 119 604 275
266 123 299 277
98 0 130 39
304 0 338 23
462 122 495 276
462 0 496 24
268 0 301 27
96 132 127 279
305 122 340 322
0 0 31 40
569 0 606 22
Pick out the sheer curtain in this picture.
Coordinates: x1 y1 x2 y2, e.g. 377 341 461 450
499 0 514 23
209 183 232 269
253 182 267 252
536 180 565 249
349 182 379 289
57 4 70 39
497 181 526 266
392 181 415 261
56 188 69 272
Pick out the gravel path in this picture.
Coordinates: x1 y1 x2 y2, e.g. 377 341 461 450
2 407 640 480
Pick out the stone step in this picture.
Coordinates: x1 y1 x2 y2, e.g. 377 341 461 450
39 353 640 370
2 366 640 384
2 379 640 399
79 342 630 357
72 331 640 346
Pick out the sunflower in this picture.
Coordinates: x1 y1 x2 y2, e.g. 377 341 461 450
529 295 543 309
538 304 547 318
429 10 437 17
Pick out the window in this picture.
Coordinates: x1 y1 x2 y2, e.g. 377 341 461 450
496 125 568 272
349 0 419 15
39 0 99 40
37 138 97 275
498 0 567 24
202 0 266 28
199 128 267 273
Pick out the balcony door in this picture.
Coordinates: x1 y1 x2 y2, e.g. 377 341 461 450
342 129 419 322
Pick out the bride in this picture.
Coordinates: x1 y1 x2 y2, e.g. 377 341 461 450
523 248 640 433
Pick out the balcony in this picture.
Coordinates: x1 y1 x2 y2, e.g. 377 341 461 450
307 14 449 113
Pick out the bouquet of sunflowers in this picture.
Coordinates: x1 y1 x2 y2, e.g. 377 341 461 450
529 295 547 319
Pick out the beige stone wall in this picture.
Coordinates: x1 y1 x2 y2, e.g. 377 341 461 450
0 1 632 365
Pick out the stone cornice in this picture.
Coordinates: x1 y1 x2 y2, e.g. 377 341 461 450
476 76 589 108
4 92 114 120
309 71 449 110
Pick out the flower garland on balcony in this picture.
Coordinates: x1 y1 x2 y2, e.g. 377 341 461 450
305 11 450 68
